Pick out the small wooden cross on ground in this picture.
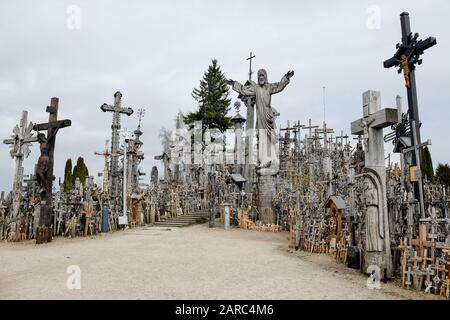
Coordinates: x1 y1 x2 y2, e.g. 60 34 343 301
33 97 71 244
411 223 434 258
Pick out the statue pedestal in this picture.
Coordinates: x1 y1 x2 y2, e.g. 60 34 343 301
258 172 277 224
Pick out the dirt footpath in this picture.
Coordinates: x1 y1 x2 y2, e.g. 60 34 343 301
0 224 440 300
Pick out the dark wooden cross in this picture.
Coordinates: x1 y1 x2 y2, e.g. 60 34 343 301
384 12 436 202
246 51 256 81
33 97 71 243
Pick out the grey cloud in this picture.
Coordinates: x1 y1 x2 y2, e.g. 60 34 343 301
1 0 449 191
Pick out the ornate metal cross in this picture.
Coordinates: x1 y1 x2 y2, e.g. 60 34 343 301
384 12 437 206
100 91 134 198
3 111 38 198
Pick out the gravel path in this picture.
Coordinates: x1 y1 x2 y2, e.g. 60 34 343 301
0 224 440 300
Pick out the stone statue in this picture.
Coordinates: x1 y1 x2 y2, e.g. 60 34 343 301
151 166 159 185
364 177 383 252
359 118 375 152
227 69 294 171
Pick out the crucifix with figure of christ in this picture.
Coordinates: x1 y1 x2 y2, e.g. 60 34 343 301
33 97 71 244
384 12 436 209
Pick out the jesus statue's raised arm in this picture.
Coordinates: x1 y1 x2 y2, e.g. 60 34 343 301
270 74 291 95
226 79 256 97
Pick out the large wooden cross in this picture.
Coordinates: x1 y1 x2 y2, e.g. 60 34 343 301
411 224 433 258
384 12 436 204
33 97 71 244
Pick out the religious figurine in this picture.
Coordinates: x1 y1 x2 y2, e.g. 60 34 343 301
364 177 383 252
36 126 61 197
396 53 413 89
151 166 159 186
227 69 294 171
359 118 375 151
392 163 401 180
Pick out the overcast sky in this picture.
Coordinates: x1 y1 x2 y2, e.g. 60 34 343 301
0 0 449 192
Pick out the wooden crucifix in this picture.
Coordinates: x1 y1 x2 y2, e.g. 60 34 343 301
33 97 71 244
384 12 437 204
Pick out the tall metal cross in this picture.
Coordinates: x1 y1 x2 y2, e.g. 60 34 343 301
100 91 134 198
384 12 436 202
246 51 256 81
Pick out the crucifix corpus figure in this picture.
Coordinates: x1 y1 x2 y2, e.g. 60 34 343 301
36 126 61 196
33 97 71 244
227 69 294 173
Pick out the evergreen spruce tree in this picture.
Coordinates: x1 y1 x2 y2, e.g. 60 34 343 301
63 159 73 192
436 163 450 187
421 146 435 182
184 59 232 132
72 156 89 186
